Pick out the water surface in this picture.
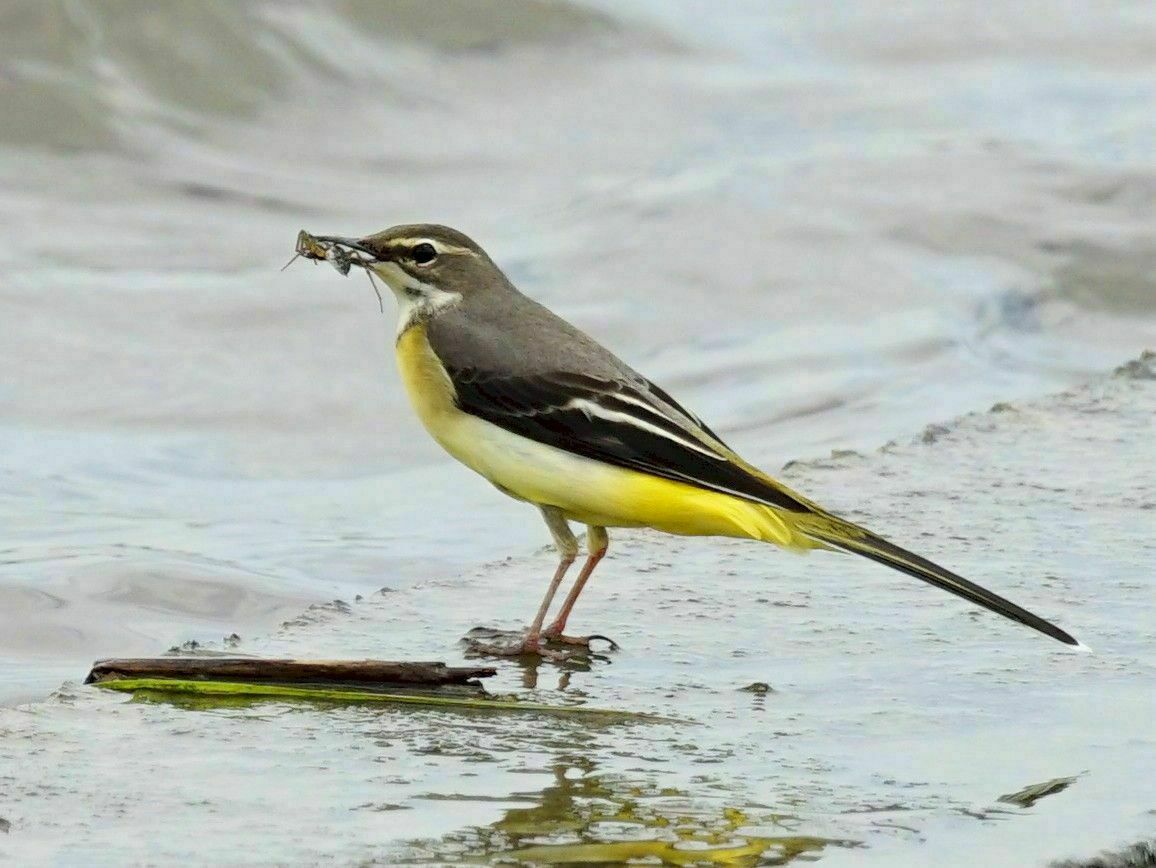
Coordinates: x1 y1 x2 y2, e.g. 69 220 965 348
1 2 1154 864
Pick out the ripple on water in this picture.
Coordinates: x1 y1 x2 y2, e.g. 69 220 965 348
0 359 1152 863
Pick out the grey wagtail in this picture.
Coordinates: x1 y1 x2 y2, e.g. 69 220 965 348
295 224 1080 656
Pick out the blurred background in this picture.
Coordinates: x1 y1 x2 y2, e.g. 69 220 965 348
1 0 1154 703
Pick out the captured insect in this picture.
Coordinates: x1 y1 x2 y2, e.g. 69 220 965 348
283 229 385 312
294 229 330 263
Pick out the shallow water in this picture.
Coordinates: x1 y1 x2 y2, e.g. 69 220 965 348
2 363 1154 865
1 1 1155 864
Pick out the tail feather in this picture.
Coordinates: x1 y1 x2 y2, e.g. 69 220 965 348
797 515 1078 647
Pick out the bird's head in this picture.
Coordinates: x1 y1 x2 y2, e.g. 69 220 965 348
309 223 505 332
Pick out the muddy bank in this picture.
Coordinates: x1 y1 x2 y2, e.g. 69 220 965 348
0 356 1151 865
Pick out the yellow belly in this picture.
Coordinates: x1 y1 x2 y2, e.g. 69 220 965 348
395 324 804 546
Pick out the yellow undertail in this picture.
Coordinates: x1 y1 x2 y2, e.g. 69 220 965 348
591 470 826 549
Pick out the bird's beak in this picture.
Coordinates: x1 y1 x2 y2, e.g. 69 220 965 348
311 236 381 262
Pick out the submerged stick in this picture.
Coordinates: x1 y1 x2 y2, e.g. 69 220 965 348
86 658 496 687
86 658 683 721
92 677 672 719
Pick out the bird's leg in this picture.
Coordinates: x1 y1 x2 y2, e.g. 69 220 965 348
543 526 615 648
523 508 579 651
464 506 578 659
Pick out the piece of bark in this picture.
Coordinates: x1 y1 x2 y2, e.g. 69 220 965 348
85 658 496 687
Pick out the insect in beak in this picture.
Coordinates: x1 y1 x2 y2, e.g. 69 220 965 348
283 230 386 313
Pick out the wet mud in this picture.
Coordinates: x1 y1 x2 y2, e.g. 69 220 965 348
1 358 1152 865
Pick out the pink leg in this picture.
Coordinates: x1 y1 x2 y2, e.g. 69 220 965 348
523 549 575 648
466 507 578 659
543 526 608 642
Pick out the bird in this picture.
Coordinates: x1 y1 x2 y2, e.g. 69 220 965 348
298 223 1080 657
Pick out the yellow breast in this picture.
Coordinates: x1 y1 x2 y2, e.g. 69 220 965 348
395 323 460 433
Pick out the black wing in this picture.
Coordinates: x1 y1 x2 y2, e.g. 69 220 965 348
447 367 811 513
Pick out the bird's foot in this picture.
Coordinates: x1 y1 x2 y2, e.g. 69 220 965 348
461 627 571 661
461 627 617 660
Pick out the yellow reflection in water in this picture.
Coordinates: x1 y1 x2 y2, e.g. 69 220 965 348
412 760 860 865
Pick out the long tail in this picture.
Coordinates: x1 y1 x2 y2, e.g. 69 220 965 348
791 513 1079 646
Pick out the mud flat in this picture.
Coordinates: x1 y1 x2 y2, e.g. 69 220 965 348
0 355 1150 865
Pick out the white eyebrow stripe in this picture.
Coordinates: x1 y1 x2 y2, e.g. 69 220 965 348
392 237 474 256
563 398 726 460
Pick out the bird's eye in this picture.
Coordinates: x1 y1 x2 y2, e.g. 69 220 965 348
411 242 437 265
